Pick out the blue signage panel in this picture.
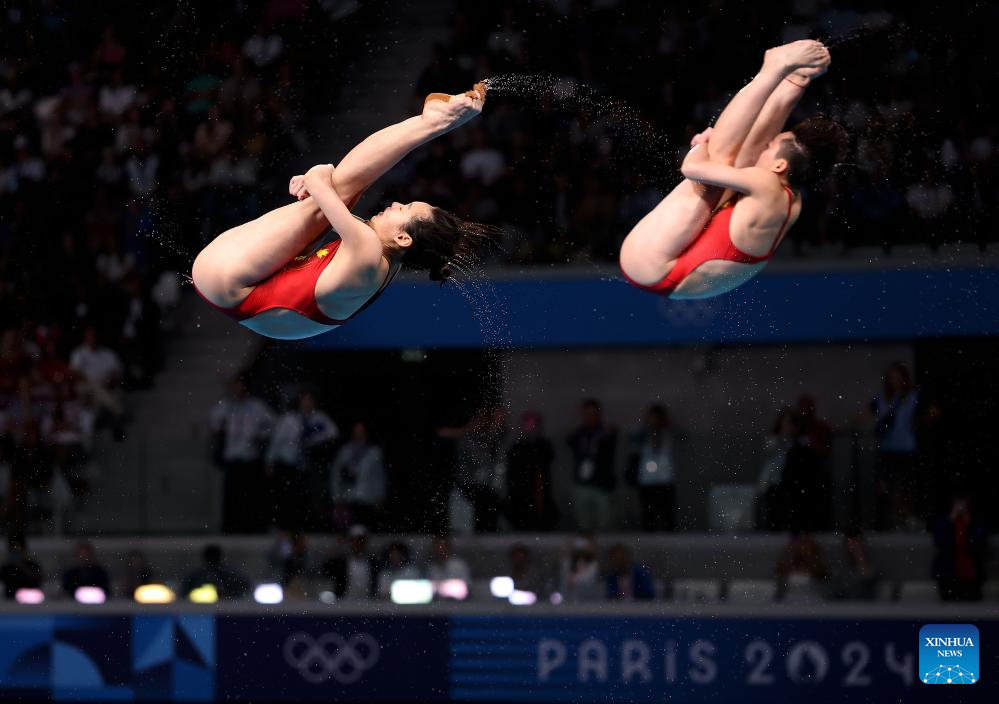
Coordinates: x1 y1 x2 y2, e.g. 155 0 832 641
300 267 999 349
0 615 214 702
449 615 998 703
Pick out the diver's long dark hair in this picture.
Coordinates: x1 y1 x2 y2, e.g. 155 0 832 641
398 207 500 283
779 115 849 190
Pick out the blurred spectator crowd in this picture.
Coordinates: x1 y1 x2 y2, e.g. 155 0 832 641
394 0 998 263
0 1 372 544
1 523 993 606
201 359 963 543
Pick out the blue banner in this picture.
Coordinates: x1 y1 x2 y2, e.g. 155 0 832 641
297 266 999 349
1 613 996 702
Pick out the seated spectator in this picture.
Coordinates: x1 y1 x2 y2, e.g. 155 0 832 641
68 325 125 440
507 542 547 597
775 533 829 602
268 530 311 597
62 541 111 598
0 535 43 599
329 422 385 531
320 525 377 601
376 541 420 599
181 545 250 601
932 491 987 601
559 534 600 602
827 527 879 601
119 549 156 599
605 542 655 601
427 536 471 583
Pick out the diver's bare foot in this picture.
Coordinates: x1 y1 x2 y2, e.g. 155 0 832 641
422 82 486 132
424 81 487 105
764 40 830 76
785 63 829 88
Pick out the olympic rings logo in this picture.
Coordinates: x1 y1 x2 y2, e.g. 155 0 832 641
282 632 380 684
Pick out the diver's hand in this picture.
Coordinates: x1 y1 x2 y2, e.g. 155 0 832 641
690 127 713 147
302 163 335 192
289 174 310 200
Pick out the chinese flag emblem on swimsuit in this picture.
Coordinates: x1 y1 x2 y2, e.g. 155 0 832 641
316 248 330 258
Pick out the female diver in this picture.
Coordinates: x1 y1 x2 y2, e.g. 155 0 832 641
192 83 495 339
619 40 847 299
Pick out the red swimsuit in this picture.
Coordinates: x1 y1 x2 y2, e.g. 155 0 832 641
195 239 396 326
623 185 795 296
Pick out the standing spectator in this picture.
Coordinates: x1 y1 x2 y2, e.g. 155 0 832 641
329 421 385 531
181 545 250 601
119 550 156 599
605 542 655 601
439 407 509 533
0 535 43 600
932 492 988 601
210 374 274 533
504 411 558 531
915 396 947 526
626 404 679 531
783 395 832 533
266 391 338 530
567 399 617 531
756 408 795 530
559 534 600 602
870 362 920 530
795 395 833 526
320 526 377 601
68 325 125 440
427 536 471 583
376 541 420 599
62 541 111 598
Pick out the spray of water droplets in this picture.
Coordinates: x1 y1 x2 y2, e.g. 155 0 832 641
483 73 675 183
